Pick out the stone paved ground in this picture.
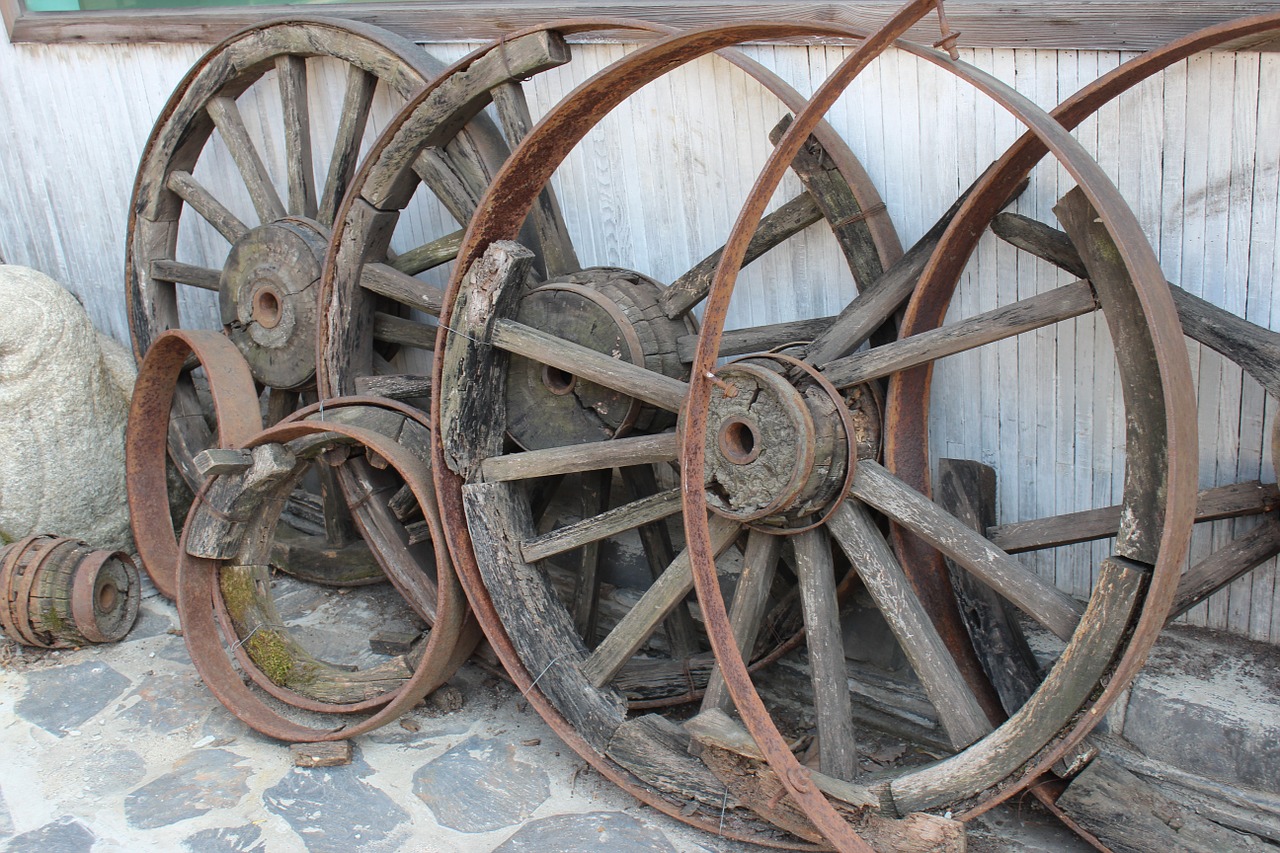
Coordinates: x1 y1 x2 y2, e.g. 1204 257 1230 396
0 582 1090 852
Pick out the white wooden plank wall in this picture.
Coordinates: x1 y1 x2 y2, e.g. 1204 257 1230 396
1 34 1277 643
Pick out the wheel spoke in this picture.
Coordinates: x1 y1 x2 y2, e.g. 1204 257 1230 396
822 280 1097 389
354 373 432 400
389 229 464 276
276 55 316 219
805 177 1025 367
827 502 993 750
660 193 823 319
701 528 781 713
481 432 680 483
148 259 221 291
994 212 1280 399
521 486 682 563
622 465 700 661
582 514 739 688
1170 517 1280 621
412 148 481 226
318 66 377 228
371 312 437 350
793 525 858 780
988 481 1280 553
490 81 580 277
166 171 247 243
491 319 688 412
677 316 834 363
570 469 612 644
206 95 286 223
851 460 1083 641
360 262 446 314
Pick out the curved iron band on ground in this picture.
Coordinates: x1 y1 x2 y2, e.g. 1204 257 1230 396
126 329 263 599
175 414 468 742
312 17 901 851
412 13 1200 853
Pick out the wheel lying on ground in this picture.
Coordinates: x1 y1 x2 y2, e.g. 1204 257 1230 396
175 393 472 742
423 14 1197 853
125 16 510 594
319 19 902 849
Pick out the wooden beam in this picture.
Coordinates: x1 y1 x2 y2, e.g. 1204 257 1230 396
11 2 1280 51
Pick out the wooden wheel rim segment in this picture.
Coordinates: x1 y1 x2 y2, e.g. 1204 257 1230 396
413 12 1197 853
314 18 896 849
176 416 470 742
126 329 262 599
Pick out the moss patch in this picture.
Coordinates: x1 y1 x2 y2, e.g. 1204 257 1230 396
246 629 295 686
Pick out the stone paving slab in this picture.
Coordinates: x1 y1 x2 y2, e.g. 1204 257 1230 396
0 587 1087 852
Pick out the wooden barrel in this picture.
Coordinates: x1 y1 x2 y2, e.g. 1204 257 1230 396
0 535 140 648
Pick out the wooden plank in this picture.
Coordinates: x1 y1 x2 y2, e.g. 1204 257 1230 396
701 528 781 713
621 465 700 660
165 170 247 243
852 460 1083 641
581 514 739 688
490 319 688 412
317 65 376 228
148 259 220 291
987 481 1280 553
353 373 432 400
490 80 581 278
205 95 286 224
481 432 679 483
15 3 1280 51
521 487 682 563
659 192 823 318
371 312 437 349
793 526 858 780
388 229 463 276
1170 517 1280 621
360 262 446 315
936 459 1041 716
822 279 1097 389
827 502 992 750
276 54 316 220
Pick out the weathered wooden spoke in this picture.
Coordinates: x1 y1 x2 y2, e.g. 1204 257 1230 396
276 54 317 219
481 432 680 483
521 486 683 563
165 171 248 243
317 65 377 227
388 229 464 276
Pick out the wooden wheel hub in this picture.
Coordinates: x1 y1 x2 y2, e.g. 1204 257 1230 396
505 268 693 450
219 217 329 390
702 359 849 524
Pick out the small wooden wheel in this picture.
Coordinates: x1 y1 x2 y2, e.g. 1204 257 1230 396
421 13 1200 852
126 18 520 594
320 20 899 848
175 403 472 741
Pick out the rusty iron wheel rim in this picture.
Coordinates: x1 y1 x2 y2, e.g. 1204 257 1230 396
176 416 471 741
126 329 263 599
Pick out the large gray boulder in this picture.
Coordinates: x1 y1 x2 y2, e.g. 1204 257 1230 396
0 266 135 550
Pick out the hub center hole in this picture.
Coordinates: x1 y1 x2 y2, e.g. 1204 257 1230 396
252 289 283 329
719 417 763 465
97 582 118 613
543 365 577 396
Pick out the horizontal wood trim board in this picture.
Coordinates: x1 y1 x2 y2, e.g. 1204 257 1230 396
8 0 1280 49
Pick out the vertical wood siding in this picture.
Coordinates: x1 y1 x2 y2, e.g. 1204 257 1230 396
1 34 1276 643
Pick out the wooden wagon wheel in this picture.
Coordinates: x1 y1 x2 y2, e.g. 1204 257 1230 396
175 404 471 742
423 10 1198 852
318 19 901 849
125 16 511 591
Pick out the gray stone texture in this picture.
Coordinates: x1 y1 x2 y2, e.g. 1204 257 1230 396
493 812 676 852
3 818 94 853
0 266 135 550
124 749 251 829
1121 625 1280 792
182 824 265 853
262 753 407 852
413 736 551 833
115 668 217 734
16 660 130 735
